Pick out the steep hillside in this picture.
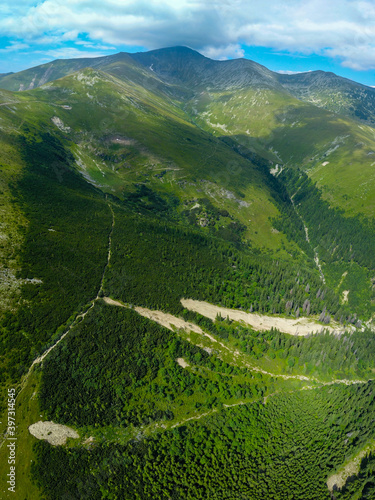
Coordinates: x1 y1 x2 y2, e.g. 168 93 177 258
0 47 282 94
4 48 375 216
277 70 375 123
3 46 375 126
0 54 119 91
185 82 375 217
132 46 282 91
27 67 296 252
1 48 375 500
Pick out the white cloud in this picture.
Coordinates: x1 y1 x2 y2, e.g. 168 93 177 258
325 43 375 71
75 40 116 50
0 41 29 53
200 44 245 60
40 47 109 59
1 0 375 69
276 70 312 75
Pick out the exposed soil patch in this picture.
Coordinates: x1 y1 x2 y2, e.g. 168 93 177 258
342 290 349 304
102 298 367 387
51 116 70 133
83 436 95 446
29 421 79 446
135 305 206 333
102 297 205 334
176 357 189 368
327 441 375 492
109 135 137 146
181 298 341 336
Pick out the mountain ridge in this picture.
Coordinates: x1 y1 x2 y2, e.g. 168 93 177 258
2 45 375 123
1 44 375 499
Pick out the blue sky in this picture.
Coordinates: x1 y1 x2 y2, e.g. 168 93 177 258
1 0 375 86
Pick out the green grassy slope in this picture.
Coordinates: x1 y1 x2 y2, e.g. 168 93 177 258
277 70 375 124
4 48 375 219
0 62 330 395
0 53 143 92
20 67 300 254
184 84 375 217
0 50 375 500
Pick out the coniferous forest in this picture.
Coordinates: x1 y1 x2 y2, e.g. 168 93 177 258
1 45 375 500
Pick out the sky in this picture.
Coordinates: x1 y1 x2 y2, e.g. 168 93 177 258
1 0 375 86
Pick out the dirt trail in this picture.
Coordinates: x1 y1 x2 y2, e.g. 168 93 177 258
6 191 369 451
181 298 340 337
169 396 274 431
31 302 95 368
170 409 217 428
98 201 115 296
2 200 116 432
169 391 284 431
103 300 348 385
103 298 237 355
30 201 115 371
134 305 205 334
0 202 115 450
103 298 368 387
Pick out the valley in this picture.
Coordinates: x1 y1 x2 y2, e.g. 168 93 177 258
0 46 375 498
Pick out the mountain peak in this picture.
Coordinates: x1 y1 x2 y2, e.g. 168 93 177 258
134 46 205 58
130 45 208 71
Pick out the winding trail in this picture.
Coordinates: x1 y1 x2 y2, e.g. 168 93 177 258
98 201 115 296
2 198 371 452
170 410 217 428
159 392 285 432
30 201 115 371
102 297 369 387
4 200 115 421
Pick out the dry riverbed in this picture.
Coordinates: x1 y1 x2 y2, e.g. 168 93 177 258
181 298 343 336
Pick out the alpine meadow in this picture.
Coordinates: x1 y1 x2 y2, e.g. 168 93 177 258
1 45 375 499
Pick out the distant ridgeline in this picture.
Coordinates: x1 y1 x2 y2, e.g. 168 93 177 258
0 47 375 500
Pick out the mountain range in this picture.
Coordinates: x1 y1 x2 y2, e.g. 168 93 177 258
0 46 375 499
2 46 375 122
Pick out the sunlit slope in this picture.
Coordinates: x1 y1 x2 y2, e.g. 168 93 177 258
2 51 375 314
3 46 375 219
129 47 375 219
2 50 375 500
0 90 30 314
0 50 190 106
2 68 299 253
185 84 375 218
0 52 146 92
277 70 375 124
0 47 281 95
131 46 282 92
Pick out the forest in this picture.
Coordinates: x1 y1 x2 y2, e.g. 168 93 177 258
185 311 375 379
104 205 349 321
0 130 111 402
38 302 273 429
31 382 375 499
2 125 375 500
